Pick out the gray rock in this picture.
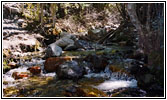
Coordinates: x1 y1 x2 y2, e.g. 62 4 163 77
60 32 77 40
45 43 62 58
74 40 93 50
55 37 74 48
60 32 70 38
56 61 85 79
88 28 106 41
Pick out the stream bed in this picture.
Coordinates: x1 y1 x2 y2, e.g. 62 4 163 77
3 46 147 97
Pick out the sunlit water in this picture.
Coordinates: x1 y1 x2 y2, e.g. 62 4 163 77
3 58 138 97
84 67 137 92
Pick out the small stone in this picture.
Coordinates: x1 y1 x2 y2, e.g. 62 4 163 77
12 72 29 80
27 66 41 75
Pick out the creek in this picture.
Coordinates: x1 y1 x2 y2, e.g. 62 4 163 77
3 46 147 97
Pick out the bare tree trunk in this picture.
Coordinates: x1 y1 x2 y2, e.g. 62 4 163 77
146 4 151 32
126 3 144 49
21 3 24 14
51 3 56 27
40 3 44 28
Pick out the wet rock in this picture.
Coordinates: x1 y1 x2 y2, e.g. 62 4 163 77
44 57 72 72
56 60 85 79
27 66 41 75
45 43 62 58
55 37 74 48
12 72 29 80
84 54 109 72
80 61 93 74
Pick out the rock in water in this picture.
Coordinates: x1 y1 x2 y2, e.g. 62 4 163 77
56 61 85 79
55 37 74 48
12 72 29 80
45 43 62 58
44 57 72 72
27 66 41 75
84 54 109 72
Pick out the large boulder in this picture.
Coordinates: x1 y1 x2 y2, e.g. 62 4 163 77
45 42 62 58
44 57 72 72
56 61 85 79
55 37 74 48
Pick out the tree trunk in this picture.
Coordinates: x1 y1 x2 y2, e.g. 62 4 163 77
51 4 56 27
40 3 44 28
126 3 144 49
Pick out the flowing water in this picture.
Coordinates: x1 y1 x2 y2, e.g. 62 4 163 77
3 49 147 97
